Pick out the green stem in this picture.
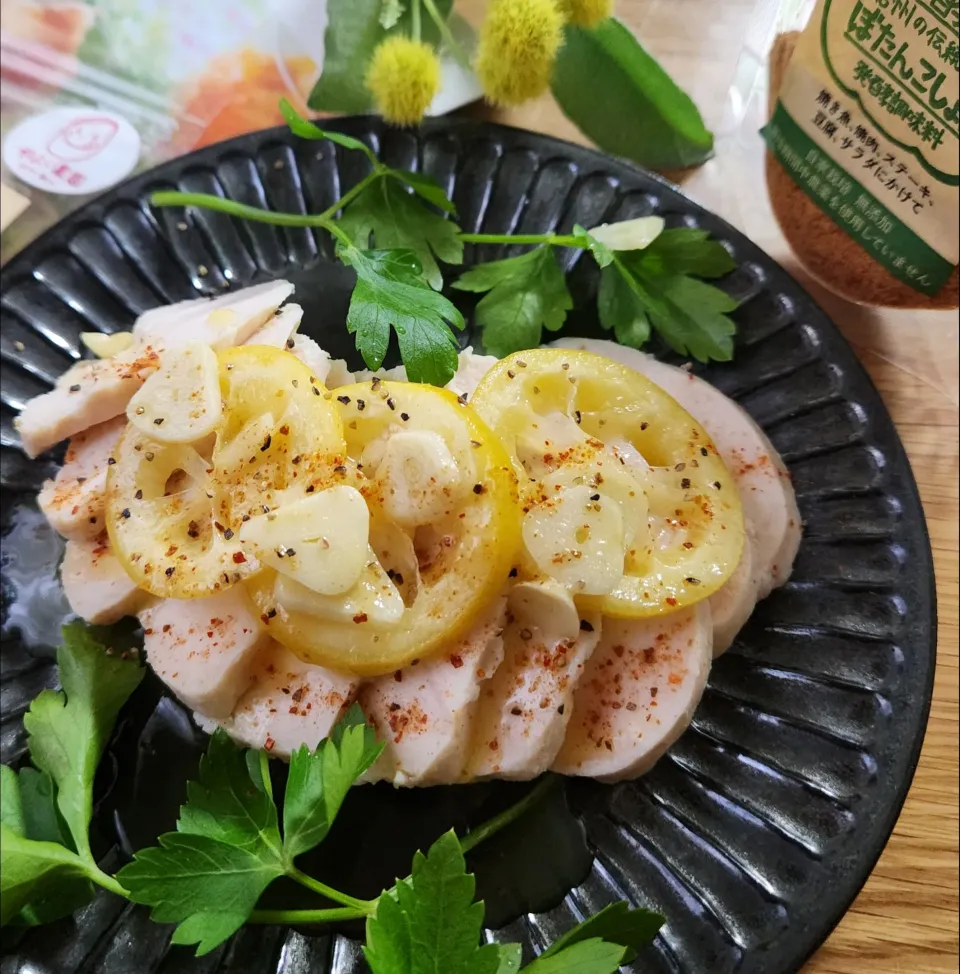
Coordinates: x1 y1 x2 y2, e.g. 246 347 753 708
411 0 422 41
317 168 384 222
150 192 335 227
422 0 471 70
85 863 129 899
287 866 376 913
248 906 367 925
459 774 560 854
458 232 580 247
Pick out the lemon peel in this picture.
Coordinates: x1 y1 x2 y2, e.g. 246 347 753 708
366 36 441 126
476 0 564 107
557 0 613 27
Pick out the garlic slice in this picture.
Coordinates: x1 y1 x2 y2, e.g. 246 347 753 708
273 550 404 625
508 578 581 643
126 341 222 443
587 216 665 251
81 331 134 358
522 484 625 595
239 485 369 595
374 429 463 527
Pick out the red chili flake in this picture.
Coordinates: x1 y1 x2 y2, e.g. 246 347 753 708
232 551 247 564
666 597 678 606
450 655 464 668
353 613 368 624
264 737 276 752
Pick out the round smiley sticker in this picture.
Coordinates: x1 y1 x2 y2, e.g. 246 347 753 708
4 107 141 196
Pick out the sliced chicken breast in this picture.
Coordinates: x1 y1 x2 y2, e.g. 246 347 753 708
466 583 602 781
445 348 498 399
17 281 296 458
360 596 507 787
243 303 303 349
15 344 161 458
140 589 270 719
60 535 153 625
552 604 712 781
133 280 294 351
203 640 359 758
551 338 801 648
37 416 125 541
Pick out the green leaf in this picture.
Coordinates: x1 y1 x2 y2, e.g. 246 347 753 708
392 170 457 215
598 262 651 349
339 177 463 290
571 225 614 268
308 0 383 113
341 247 464 386
496 944 523 973
0 766 25 835
19 768 71 847
379 0 405 29
283 703 383 861
643 228 736 279
119 832 283 955
278 98 378 165
552 19 713 171
0 824 90 926
22 622 143 860
364 830 501 974
540 901 664 964
452 247 572 357
522 939 626 974
176 730 283 864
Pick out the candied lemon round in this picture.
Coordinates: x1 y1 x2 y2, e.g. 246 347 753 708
246 380 520 676
471 348 745 616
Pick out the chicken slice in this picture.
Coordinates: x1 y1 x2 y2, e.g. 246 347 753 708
551 338 801 649
17 281 296 458
201 640 359 758
553 605 712 782
15 344 161 458
139 590 270 719
37 416 125 541
133 279 294 351
243 303 303 349
60 535 153 625
466 583 602 782
360 596 508 787
445 348 499 399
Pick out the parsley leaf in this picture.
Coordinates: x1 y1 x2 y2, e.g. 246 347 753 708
22 622 144 860
364 830 501 974
0 825 91 926
339 176 463 289
391 170 457 214
121 832 283 955
522 939 626 973
452 247 573 357
279 98 378 166
597 262 651 349
642 228 736 278
571 224 614 268
496 944 523 973
177 730 283 860
283 703 383 861
341 247 464 385
539 901 663 964
18 768 71 847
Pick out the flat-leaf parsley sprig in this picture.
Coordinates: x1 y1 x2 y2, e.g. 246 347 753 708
149 101 740 385
0 624 665 966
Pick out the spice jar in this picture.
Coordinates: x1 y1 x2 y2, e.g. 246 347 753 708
763 1 958 309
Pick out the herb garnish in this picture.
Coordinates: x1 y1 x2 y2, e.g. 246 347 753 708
149 100 740 385
1 624 664 967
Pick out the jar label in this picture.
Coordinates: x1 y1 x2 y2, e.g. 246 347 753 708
762 0 958 295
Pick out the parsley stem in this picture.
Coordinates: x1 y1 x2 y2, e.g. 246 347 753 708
458 232 580 247
316 168 386 223
150 192 334 227
459 774 560 854
248 906 367 925
422 0 472 70
85 864 128 899
287 866 376 913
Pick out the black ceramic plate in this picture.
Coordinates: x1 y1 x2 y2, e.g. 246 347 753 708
0 117 935 974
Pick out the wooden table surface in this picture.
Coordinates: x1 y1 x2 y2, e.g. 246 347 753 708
458 1 959 971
